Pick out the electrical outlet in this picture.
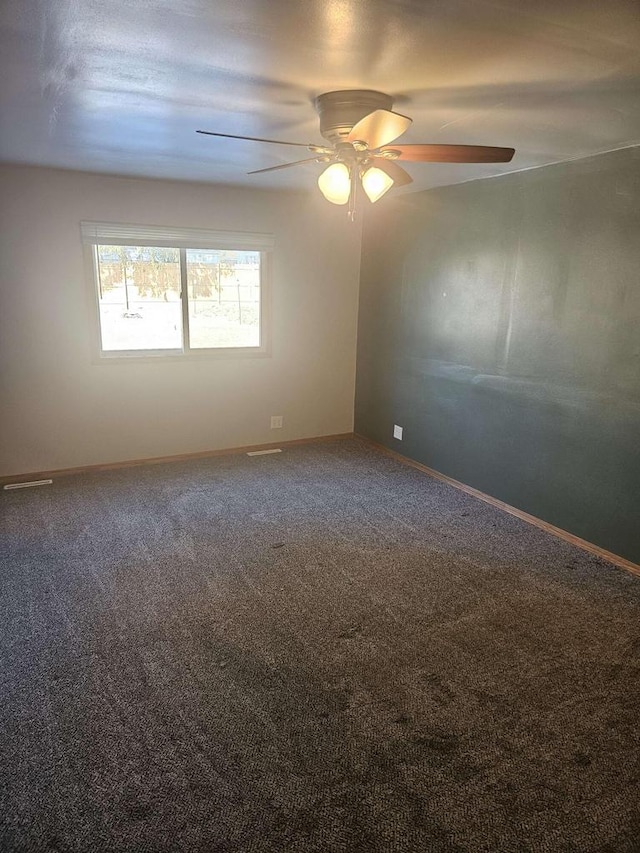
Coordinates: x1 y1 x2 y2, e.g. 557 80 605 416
393 424 403 440
270 415 283 429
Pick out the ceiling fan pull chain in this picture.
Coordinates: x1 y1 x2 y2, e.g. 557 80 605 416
348 164 358 221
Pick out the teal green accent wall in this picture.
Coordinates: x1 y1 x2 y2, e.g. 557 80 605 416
355 147 640 563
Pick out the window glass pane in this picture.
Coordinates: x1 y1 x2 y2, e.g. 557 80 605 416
96 246 182 351
186 249 260 348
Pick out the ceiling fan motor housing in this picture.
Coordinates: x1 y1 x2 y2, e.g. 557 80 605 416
314 90 394 144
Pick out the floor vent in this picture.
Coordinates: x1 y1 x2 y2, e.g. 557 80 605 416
3 479 53 491
246 449 282 457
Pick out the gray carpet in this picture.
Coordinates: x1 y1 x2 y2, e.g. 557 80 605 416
1 437 639 853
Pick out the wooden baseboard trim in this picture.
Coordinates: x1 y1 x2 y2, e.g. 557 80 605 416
357 434 640 579
0 433 355 486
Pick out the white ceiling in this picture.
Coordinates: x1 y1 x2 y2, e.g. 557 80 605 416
1 0 639 194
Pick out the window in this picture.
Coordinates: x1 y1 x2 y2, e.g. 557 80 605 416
81 222 273 358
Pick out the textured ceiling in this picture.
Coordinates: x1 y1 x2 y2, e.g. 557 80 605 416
1 0 639 194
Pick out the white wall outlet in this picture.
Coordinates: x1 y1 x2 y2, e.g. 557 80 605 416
270 415 283 429
393 424 403 440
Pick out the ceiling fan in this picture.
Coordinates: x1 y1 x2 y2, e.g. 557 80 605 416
197 90 515 219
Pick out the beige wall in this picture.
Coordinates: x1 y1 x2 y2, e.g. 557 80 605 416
0 165 361 476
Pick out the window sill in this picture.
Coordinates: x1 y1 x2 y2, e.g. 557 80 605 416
92 347 271 365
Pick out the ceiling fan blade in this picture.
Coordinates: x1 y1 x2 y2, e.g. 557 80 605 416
380 144 515 163
197 130 315 149
370 158 413 187
247 156 326 175
347 109 412 149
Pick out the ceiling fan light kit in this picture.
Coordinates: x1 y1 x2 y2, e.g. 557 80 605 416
361 166 394 203
317 162 351 205
197 90 515 219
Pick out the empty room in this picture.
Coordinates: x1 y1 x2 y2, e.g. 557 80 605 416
1 1 639 851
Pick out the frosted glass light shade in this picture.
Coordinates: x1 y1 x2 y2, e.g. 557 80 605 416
362 166 394 203
318 163 351 205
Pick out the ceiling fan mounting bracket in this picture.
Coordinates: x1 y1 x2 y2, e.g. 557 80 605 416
314 90 394 144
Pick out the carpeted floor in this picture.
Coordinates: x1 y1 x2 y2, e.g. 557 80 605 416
1 438 639 853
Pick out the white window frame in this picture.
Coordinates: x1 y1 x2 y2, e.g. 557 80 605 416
81 221 273 361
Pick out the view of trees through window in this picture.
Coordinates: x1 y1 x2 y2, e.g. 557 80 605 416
95 245 261 352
